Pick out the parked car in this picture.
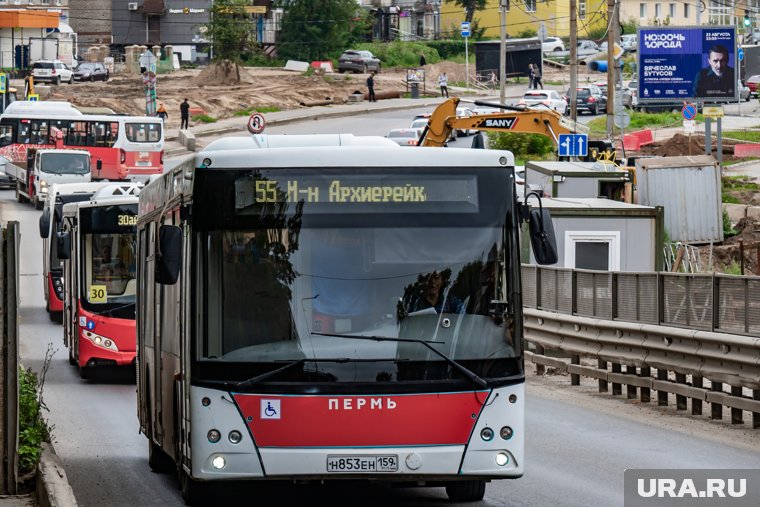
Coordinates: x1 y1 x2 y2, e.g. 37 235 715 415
564 85 607 115
32 60 73 85
592 81 633 108
518 90 568 115
739 80 752 101
542 37 565 53
386 128 422 146
745 74 760 96
577 40 600 52
337 50 381 74
73 62 109 82
621 34 638 52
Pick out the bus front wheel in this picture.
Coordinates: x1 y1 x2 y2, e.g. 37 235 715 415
180 470 210 506
445 480 486 502
148 440 174 473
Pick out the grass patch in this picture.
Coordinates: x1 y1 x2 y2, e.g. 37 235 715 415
723 156 760 166
723 174 760 191
192 114 217 123
723 210 739 237
488 132 555 160
19 349 53 475
233 106 281 117
586 110 705 136
545 79 565 86
352 41 441 68
723 130 760 142
721 259 743 275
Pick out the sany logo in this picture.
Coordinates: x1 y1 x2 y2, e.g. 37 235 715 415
328 397 397 410
637 478 746 498
481 118 519 129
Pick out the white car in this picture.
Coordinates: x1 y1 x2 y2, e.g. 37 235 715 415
518 90 568 115
455 107 474 136
386 128 422 147
411 116 457 141
31 60 74 85
542 37 565 53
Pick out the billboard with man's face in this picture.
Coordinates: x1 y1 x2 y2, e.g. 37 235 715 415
637 26 737 102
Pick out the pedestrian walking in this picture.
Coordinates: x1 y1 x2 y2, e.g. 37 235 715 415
419 53 427 67
180 98 190 129
367 72 376 102
156 103 169 121
438 72 449 98
528 64 535 89
533 65 543 89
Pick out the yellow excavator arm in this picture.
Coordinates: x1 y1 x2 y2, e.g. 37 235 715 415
419 97 589 148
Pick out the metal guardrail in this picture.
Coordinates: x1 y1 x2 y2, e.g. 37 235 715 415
521 265 760 337
0 222 19 494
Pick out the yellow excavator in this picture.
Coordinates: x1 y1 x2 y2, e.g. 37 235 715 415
418 97 594 152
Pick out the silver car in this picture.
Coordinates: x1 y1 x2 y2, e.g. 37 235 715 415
338 50 381 74
386 128 422 147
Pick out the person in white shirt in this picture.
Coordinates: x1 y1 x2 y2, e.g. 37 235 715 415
438 72 449 98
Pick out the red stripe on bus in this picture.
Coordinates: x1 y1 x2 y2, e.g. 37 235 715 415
232 392 486 447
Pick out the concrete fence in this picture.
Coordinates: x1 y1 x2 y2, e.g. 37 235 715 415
0 222 20 494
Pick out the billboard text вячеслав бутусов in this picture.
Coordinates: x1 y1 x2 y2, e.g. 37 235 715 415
638 26 737 103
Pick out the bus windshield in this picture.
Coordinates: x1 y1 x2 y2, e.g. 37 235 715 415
194 167 520 384
79 204 137 313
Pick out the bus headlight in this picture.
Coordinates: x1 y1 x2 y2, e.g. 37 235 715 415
82 330 119 351
211 455 226 469
495 452 509 466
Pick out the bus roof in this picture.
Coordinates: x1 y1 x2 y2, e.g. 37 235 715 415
195 145 516 169
4 101 81 116
202 134 398 153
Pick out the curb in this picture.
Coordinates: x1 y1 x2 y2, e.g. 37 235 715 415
36 443 77 507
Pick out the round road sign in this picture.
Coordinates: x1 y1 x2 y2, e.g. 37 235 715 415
682 103 697 121
247 113 266 134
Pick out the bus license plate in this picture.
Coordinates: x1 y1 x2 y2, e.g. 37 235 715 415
326 455 398 473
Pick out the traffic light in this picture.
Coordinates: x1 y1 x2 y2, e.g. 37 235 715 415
745 12 751 27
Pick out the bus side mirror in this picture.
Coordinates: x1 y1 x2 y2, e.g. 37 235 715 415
156 225 182 285
57 231 71 260
96 159 102 171
528 207 558 265
39 207 50 238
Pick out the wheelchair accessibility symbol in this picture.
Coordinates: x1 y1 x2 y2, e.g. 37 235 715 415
260 399 281 420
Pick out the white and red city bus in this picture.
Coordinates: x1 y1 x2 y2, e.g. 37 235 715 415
39 182 141 323
58 184 141 378
0 101 164 182
136 136 557 504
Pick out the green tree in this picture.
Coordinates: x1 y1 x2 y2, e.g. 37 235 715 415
453 0 488 24
205 0 252 63
277 0 368 62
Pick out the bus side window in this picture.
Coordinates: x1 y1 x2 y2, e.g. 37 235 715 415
0 124 14 147
19 124 30 144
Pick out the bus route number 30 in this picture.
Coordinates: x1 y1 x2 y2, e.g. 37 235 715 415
89 285 108 303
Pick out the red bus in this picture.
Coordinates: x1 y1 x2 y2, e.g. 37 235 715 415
58 185 140 378
0 101 164 182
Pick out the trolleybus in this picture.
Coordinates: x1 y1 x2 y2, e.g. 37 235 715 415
40 182 141 323
136 136 557 504
0 101 164 181
58 184 142 378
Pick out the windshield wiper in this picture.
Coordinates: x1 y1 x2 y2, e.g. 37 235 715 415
311 332 490 390
234 357 366 390
92 302 135 317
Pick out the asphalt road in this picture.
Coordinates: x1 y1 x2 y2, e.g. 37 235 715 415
3 109 760 506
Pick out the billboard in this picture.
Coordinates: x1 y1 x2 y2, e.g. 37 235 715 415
638 26 737 102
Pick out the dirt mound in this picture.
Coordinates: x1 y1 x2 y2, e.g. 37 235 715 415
654 133 705 157
194 60 243 85
698 217 760 274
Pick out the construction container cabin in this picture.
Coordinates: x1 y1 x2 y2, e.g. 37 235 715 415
522 197 664 272
524 161 632 202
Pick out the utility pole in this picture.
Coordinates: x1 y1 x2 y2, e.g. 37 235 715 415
606 0 617 137
499 0 507 104
570 0 578 123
